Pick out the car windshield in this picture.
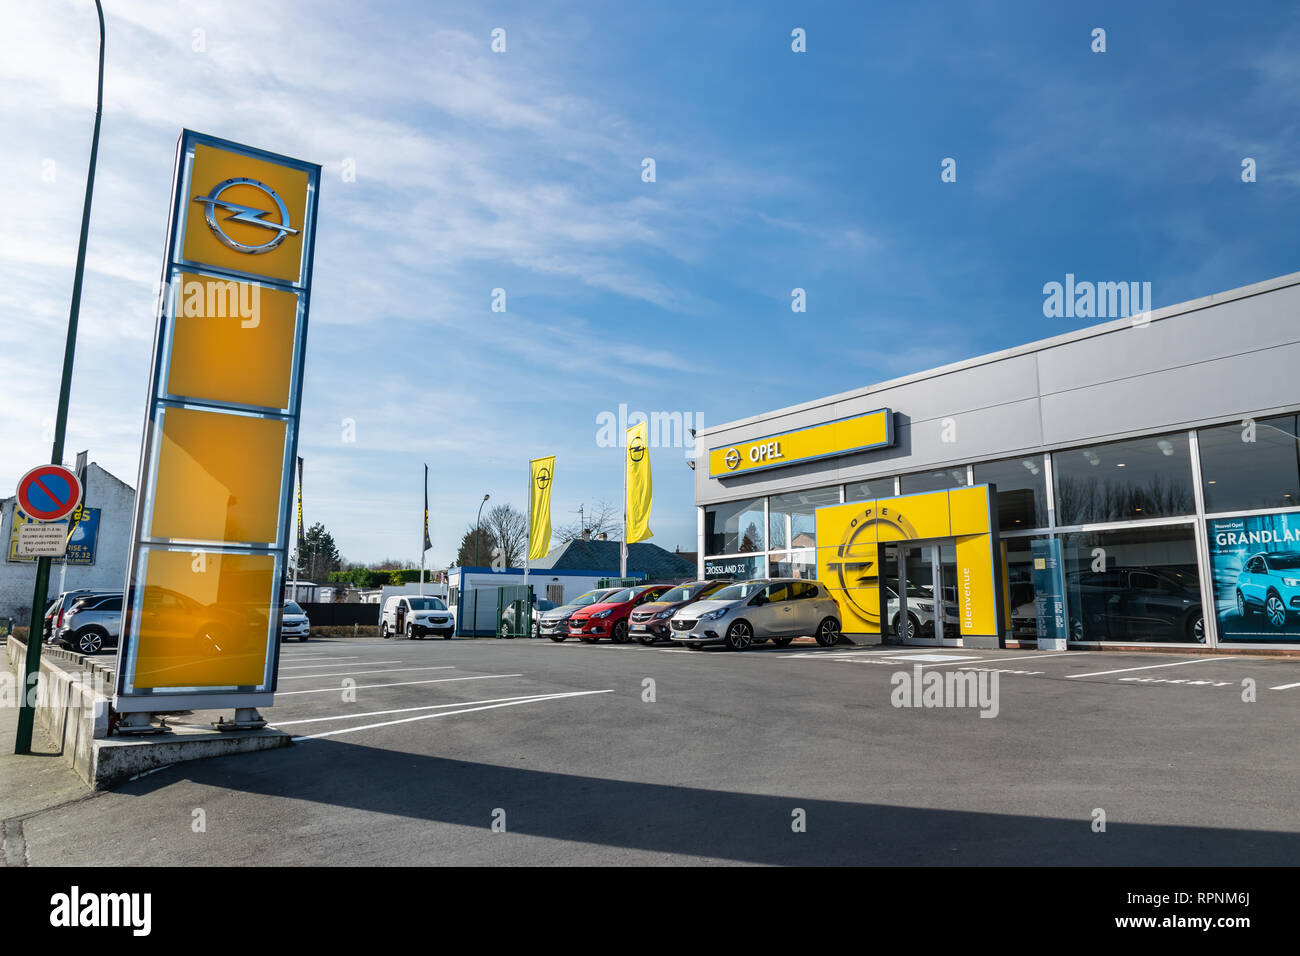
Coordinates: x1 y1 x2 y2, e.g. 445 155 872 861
656 585 698 603
1268 554 1300 570
601 588 635 604
537 600 557 611
571 590 611 606
283 601 304 614
711 582 765 601
408 598 446 610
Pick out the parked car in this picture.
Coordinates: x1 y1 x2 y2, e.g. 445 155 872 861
281 600 311 642
500 598 558 638
628 579 732 645
669 578 842 651
57 591 123 654
539 588 621 642
1067 566 1203 642
1235 551 1300 630
43 588 117 643
884 582 956 640
380 595 454 639
567 585 672 643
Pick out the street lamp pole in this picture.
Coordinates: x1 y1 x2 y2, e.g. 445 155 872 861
15 0 105 756
474 494 490 567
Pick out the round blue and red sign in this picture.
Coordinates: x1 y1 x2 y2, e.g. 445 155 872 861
15 465 82 522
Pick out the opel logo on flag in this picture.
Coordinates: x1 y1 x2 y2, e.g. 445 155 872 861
536 467 551 490
192 177 300 254
629 439 647 463
724 447 741 470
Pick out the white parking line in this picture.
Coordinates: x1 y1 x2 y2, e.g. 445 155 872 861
278 690 577 726
1269 681 1300 691
292 690 614 740
279 655 360 662
1067 658 1227 679
277 674 523 696
280 660 401 670
280 666 455 680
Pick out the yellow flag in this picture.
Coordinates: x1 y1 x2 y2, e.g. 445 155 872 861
626 422 653 544
529 456 555 561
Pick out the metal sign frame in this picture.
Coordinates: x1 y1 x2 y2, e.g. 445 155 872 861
113 130 320 713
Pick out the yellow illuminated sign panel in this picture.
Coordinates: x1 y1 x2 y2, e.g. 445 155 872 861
149 407 288 544
132 549 277 688
708 409 893 478
815 485 1001 640
182 143 310 284
115 131 319 709
166 271 300 409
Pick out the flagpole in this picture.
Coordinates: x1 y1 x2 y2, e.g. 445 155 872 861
419 464 425 597
621 434 628 579
524 458 531 606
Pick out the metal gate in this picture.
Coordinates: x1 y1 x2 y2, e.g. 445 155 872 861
497 585 534 638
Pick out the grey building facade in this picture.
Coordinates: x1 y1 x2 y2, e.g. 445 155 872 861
694 271 1300 652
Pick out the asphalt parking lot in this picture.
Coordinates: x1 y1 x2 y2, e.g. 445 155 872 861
14 637 1300 865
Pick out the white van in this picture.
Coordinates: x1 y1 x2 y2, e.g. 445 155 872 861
380 594 454 639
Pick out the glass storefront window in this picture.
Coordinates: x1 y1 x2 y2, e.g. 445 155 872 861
1004 536 1049 641
769 549 817 579
704 554 766 581
769 487 840 550
973 456 1049 531
900 467 969 494
845 477 896 502
1198 414 1300 514
704 497 765 555
1052 433 1194 526
1060 525 1204 643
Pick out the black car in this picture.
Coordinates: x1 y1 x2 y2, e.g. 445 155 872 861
1066 566 1204 643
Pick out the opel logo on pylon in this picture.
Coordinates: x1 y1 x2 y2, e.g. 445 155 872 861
192 177 300 254
629 439 647 463
536 467 551 490
724 447 741 470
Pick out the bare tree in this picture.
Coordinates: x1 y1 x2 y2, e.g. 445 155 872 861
554 499 620 543
483 503 528 567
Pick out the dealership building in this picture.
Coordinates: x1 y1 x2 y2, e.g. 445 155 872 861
693 271 1300 652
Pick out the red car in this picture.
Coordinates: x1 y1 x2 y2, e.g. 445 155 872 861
567 584 672 643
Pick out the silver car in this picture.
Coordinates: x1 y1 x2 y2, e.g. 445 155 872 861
539 588 620 642
281 600 311 642
58 592 124 655
668 578 842 651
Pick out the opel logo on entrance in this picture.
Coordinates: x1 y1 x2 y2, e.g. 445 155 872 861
536 467 551 490
192 177 300 254
724 447 741 470
629 440 647 463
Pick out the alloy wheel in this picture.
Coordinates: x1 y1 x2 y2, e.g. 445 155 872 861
1266 594 1287 628
725 621 752 650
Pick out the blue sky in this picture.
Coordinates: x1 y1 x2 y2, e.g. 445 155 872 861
2 0 1298 567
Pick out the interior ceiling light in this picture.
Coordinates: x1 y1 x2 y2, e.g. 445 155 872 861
1156 439 1175 456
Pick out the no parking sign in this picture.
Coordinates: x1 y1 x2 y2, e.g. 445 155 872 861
15 465 82 522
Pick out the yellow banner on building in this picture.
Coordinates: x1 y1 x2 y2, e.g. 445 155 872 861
529 456 555 561
626 422 653 544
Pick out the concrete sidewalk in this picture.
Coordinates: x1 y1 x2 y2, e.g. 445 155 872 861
0 700 96 866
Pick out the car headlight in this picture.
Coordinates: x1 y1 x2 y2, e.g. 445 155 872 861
655 608 675 619
916 603 933 612
698 608 728 621
1284 578 1300 588
593 609 612 619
